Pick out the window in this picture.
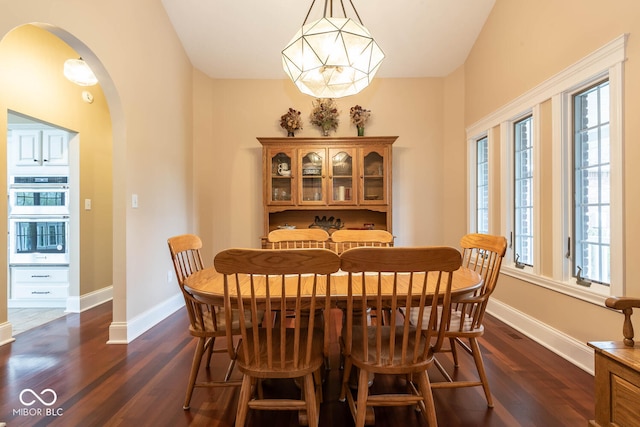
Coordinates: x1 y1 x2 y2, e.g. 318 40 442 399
514 116 534 267
476 136 489 234
572 80 610 286
466 34 625 302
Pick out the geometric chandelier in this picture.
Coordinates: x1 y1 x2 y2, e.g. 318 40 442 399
282 0 384 98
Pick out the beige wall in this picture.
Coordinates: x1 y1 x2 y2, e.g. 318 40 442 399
463 0 640 343
192 75 451 263
1 0 194 341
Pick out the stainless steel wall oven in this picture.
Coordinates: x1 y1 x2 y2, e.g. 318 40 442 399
8 176 70 265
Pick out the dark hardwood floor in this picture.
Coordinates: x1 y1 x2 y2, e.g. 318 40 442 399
0 301 594 426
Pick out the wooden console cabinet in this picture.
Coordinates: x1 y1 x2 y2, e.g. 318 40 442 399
588 341 640 427
257 136 397 244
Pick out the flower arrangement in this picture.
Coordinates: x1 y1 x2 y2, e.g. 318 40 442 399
349 105 371 128
309 98 339 135
280 108 303 135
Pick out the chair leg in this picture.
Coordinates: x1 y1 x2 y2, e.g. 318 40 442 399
184 337 206 410
449 337 459 367
205 336 215 368
339 356 352 401
433 356 453 382
469 337 493 407
313 368 324 404
235 375 252 427
355 368 370 427
415 370 438 426
303 373 319 427
224 338 241 381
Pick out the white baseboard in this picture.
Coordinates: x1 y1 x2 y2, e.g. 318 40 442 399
0 322 16 346
66 286 114 313
107 293 184 344
487 299 595 375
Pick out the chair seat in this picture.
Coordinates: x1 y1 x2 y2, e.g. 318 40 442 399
350 326 431 373
237 328 325 378
189 307 261 337
408 307 484 337
446 310 484 336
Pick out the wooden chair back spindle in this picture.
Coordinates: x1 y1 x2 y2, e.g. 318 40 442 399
214 248 340 427
267 228 330 249
339 246 462 426
330 229 394 254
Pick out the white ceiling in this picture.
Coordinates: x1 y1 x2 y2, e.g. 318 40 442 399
160 0 495 80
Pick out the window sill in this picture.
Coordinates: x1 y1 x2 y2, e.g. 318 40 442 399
501 265 609 307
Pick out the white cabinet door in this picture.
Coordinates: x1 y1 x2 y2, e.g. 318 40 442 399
11 129 69 167
12 129 42 166
42 130 69 166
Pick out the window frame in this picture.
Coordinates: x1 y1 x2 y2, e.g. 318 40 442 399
467 133 491 234
500 109 541 276
554 69 624 299
476 135 489 234
466 34 626 304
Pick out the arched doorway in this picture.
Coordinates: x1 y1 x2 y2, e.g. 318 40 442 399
0 23 120 340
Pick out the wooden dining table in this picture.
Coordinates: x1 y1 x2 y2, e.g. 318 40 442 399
183 261 484 425
183 267 483 308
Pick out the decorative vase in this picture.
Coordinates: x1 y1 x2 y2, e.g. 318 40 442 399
322 127 330 136
287 131 295 137
357 126 365 136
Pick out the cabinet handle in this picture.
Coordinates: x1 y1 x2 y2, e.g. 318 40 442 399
33 159 39 162
43 159 49 162
31 274 51 278
31 291 52 295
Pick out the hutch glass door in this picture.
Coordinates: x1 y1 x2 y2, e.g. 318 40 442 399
362 149 386 204
299 149 325 203
270 151 293 203
330 149 355 204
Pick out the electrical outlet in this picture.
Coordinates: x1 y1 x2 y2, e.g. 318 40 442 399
167 270 173 284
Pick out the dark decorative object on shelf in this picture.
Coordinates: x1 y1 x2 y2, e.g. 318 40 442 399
310 98 339 136
308 215 344 231
280 107 303 136
350 105 370 137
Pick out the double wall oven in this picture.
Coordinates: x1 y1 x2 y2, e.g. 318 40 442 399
8 176 70 265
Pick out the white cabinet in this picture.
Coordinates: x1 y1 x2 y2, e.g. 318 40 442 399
11 129 69 167
9 266 69 308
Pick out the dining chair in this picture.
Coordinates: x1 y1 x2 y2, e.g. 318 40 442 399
266 228 330 249
419 233 506 408
331 229 395 327
330 229 394 254
167 234 243 410
339 246 462 427
267 228 331 333
214 248 341 427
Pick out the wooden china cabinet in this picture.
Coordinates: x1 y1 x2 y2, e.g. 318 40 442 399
257 136 397 247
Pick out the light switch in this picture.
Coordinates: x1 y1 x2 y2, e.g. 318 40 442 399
84 199 92 210
132 194 138 208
